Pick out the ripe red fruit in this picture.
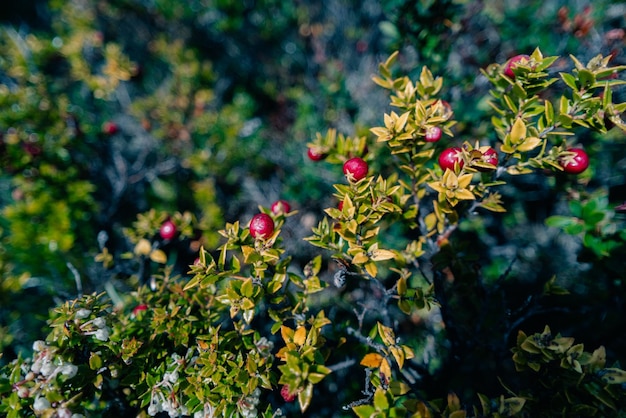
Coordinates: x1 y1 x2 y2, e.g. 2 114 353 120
102 121 119 135
280 385 296 403
559 148 589 174
343 157 369 181
478 147 499 170
504 54 530 79
271 200 291 215
23 142 42 157
132 304 148 316
249 213 275 239
424 126 442 142
307 148 326 161
438 147 464 172
338 200 344 211
159 220 177 240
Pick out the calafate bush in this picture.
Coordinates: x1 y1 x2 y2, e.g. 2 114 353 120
2 46 626 417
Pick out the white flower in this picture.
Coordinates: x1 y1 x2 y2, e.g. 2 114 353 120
61 363 78 378
57 407 72 418
75 309 91 319
165 371 179 383
32 340 47 352
92 317 106 329
242 407 257 418
40 361 55 377
147 402 160 416
94 328 110 342
33 397 51 411
31 359 42 374
194 404 215 418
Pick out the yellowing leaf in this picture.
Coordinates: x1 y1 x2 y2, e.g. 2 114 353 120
380 358 392 380
377 322 396 346
369 249 396 261
149 249 167 264
365 261 378 277
397 276 407 296
134 238 151 256
360 353 384 368
352 252 369 264
390 345 405 368
293 326 307 346
454 189 475 201
281 325 294 343
517 136 541 152
389 380 411 396
510 117 527 145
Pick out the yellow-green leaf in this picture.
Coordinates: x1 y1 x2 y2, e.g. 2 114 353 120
134 238 151 256
370 249 396 261
149 249 167 264
517 136 541 152
510 117 527 145
377 322 396 346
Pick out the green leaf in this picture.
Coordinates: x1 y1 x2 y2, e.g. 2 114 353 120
560 73 578 91
545 215 577 229
89 352 103 370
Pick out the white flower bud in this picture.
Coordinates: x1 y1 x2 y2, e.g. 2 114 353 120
16 386 29 399
32 340 47 352
31 359 42 374
33 397 51 411
61 363 78 378
75 309 91 319
94 328 110 342
40 361 55 377
92 317 106 329
166 371 178 383
57 407 72 418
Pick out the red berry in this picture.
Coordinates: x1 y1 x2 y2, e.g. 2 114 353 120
438 147 464 172
280 385 297 403
23 142 42 156
338 200 344 211
307 148 326 161
271 200 291 215
159 220 177 240
250 213 275 239
343 157 369 181
559 148 589 174
476 147 499 171
102 121 119 135
504 54 530 79
132 304 148 316
424 126 442 142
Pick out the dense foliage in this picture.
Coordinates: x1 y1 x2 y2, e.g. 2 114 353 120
1 1 626 417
